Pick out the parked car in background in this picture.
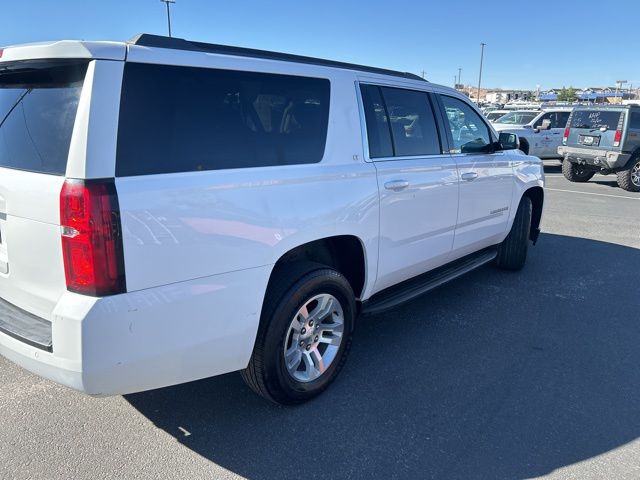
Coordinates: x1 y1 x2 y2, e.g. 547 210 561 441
558 105 640 191
493 109 572 159
0 33 544 405
486 109 509 122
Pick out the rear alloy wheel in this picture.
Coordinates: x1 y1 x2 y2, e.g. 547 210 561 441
241 264 355 405
562 159 595 183
283 293 345 383
616 158 640 192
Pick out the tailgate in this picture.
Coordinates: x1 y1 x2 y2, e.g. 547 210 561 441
0 60 88 320
568 110 625 150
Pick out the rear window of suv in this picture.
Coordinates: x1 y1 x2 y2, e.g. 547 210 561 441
570 110 623 130
116 63 331 177
0 60 87 175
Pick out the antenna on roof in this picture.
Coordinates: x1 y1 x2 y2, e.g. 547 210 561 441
160 0 176 37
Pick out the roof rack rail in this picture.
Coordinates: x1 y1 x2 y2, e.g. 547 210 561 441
127 33 426 82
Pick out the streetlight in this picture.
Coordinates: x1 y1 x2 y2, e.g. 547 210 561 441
160 0 176 37
616 80 627 103
477 43 486 105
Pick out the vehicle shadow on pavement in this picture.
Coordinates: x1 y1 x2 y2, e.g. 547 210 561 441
125 233 640 480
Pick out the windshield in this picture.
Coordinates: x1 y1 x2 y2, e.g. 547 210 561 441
494 112 539 125
486 112 506 121
0 60 87 175
570 110 623 130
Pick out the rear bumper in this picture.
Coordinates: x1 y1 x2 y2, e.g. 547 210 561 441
0 265 271 396
557 146 631 170
0 297 53 351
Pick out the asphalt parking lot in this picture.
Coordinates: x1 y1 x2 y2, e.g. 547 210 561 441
1 162 639 480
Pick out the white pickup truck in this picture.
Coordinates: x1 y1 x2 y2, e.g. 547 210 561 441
0 34 544 404
493 109 572 159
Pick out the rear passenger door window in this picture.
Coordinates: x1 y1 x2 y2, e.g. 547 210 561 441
380 87 441 157
439 95 492 154
116 63 330 177
360 84 441 158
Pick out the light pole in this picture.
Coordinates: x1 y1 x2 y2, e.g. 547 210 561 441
458 67 462 86
160 0 176 37
616 80 627 103
477 43 486 105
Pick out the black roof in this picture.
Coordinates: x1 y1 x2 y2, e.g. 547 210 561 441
128 33 426 82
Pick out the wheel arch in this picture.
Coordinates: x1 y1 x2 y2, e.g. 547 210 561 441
270 235 368 300
624 148 640 168
523 186 543 244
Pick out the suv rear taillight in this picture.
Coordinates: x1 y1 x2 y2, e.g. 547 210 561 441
60 179 126 296
613 129 623 147
563 127 570 145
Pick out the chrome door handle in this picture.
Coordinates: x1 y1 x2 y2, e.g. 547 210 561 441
384 180 409 191
461 172 478 181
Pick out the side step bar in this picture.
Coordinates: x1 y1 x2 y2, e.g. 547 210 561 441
362 248 498 315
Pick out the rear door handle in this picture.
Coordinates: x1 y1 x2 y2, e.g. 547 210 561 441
384 180 409 191
461 172 478 181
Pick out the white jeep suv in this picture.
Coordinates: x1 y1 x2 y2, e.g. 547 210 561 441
0 34 544 404
493 109 572 159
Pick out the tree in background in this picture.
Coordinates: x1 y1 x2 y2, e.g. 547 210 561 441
557 86 577 102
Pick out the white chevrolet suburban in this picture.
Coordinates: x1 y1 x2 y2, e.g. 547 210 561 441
493 109 572 159
0 34 544 404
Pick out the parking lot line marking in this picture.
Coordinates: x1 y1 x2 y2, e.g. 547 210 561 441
546 188 640 200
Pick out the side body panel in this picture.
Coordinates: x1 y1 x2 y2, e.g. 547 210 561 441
450 150 514 256
354 77 459 294
372 156 459 292
113 55 380 299
432 92 516 258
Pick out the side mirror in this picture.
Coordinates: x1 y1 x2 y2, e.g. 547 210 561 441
498 132 519 151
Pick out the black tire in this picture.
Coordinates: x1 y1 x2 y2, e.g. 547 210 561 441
496 196 532 271
616 157 640 192
241 262 356 405
562 159 595 183
519 138 530 155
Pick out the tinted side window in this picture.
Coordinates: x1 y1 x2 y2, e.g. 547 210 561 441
440 96 492 153
360 84 393 158
380 87 440 156
536 112 571 129
556 111 571 129
630 112 640 130
533 113 551 128
117 63 330 176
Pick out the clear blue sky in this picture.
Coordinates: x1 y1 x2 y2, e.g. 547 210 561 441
2 0 638 90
